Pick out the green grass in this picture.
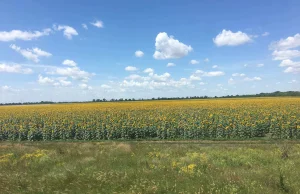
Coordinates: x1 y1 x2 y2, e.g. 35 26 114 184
1 141 300 193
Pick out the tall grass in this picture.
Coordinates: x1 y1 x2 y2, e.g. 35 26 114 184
1 141 300 193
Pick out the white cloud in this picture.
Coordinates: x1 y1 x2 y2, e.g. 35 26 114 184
262 32 270 36
125 66 138 71
199 82 206 85
232 73 245 77
244 77 262 81
47 66 94 82
10 44 38 62
125 74 149 81
1 86 19 93
79 83 92 90
62 59 77 67
269 33 300 50
228 78 235 84
272 50 300 60
120 76 193 90
0 28 51 42
257 63 264 67
54 77 72 87
244 64 248 67
153 32 192 59
194 70 225 77
38 75 55 85
279 59 300 74
204 58 209 62
152 72 171 82
213 29 252 46
143 68 154 74
135 50 144 57
212 65 218 69
0 63 33 74
59 80 72 87
10 44 51 63
90 20 104 28
189 74 201 81
167 63 176 67
101 84 111 89
82 24 88 30
190 60 199 65
204 71 225 77
279 59 300 67
288 80 298 84
283 66 300 74
32 47 52 57
54 25 78 39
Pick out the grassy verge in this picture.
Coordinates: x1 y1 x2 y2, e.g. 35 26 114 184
1 141 300 193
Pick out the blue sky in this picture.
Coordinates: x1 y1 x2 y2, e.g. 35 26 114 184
0 0 299 102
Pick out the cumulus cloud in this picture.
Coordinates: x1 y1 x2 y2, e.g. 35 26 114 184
32 48 52 57
0 28 51 42
279 59 300 67
135 50 144 57
103 69 200 92
58 80 72 87
213 29 252 46
270 34 300 72
38 75 55 85
10 44 51 63
190 60 199 65
279 59 300 74
288 80 298 84
232 73 245 77
54 25 78 39
38 75 72 87
47 66 94 82
272 50 300 60
82 24 88 30
62 59 77 67
167 63 176 67
90 20 104 28
152 72 171 82
1 86 19 93
204 58 209 62
101 84 111 89
125 66 138 71
228 78 235 84
283 66 300 74
269 33 300 50
204 71 225 77
153 32 192 59
195 70 225 77
257 63 264 67
143 68 154 74
125 74 149 81
79 83 92 90
262 32 270 37
189 74 201 81
244 77 262 81
0 63 33 74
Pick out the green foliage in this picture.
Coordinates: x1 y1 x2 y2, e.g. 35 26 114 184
1 141 300 193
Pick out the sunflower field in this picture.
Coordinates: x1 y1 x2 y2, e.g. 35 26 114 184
0 98 299 141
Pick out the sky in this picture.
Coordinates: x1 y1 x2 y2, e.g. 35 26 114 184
0 0 300 103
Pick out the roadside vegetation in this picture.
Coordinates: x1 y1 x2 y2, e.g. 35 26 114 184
1 141 300 193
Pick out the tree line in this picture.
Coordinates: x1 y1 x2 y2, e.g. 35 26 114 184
1 91 299 106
